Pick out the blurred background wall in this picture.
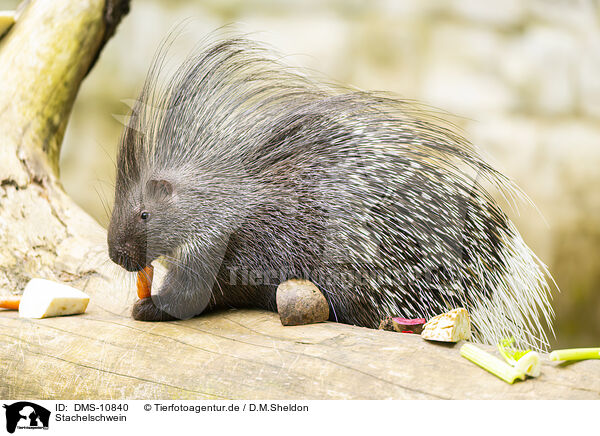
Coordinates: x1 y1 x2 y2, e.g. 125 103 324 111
5 0 598 347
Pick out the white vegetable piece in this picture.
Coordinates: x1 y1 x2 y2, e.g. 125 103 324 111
514 352 541 378
19 279 90 319
421 307 471 342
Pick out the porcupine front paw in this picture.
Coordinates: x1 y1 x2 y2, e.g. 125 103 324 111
132 298 177 321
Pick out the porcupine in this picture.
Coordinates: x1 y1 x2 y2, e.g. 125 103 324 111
107 37 554 350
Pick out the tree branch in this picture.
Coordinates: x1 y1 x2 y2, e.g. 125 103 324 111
0 0 597 400
0 0 129 181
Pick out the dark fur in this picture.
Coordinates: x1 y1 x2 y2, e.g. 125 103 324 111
107 37 553 349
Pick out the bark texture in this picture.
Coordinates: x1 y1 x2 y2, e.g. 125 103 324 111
0 0 598 400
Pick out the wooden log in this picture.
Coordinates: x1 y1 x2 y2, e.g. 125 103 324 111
0 0 129 181
1 306 598 399
0 0 598 400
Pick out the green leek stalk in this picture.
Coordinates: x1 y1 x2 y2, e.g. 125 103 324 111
549 348 600 361
460 343 525 384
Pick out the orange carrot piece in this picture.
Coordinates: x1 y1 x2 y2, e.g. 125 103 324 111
136 265 154 299
0 296 21 310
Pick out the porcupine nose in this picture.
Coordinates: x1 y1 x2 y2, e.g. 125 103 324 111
124 240 135 255
108 239 143 271
123 239 144 271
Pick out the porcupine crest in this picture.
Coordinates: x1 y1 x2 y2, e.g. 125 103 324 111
114 36 554 350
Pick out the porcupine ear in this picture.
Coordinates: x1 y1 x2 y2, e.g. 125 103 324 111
146 179 173 200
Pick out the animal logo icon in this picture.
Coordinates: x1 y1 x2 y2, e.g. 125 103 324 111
3 402 50 433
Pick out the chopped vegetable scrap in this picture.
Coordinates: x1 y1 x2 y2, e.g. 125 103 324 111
392 317 426 334
0 296 21 310
460 343 526 384
379 317 426 334
498 337 540 378
421 308 471 342
18 278 90 319
137 265 154 299
549 348 600 361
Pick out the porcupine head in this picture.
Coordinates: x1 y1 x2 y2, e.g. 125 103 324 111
106 49 256 321
105 90 262 319
107 37 555 350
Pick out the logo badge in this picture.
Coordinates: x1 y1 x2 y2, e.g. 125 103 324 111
3 402 50 433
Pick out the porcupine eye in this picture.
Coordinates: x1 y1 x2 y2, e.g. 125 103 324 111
140 211 149 220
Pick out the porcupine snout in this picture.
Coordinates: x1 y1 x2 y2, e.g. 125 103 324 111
107 221 147 272
108 240 146 272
